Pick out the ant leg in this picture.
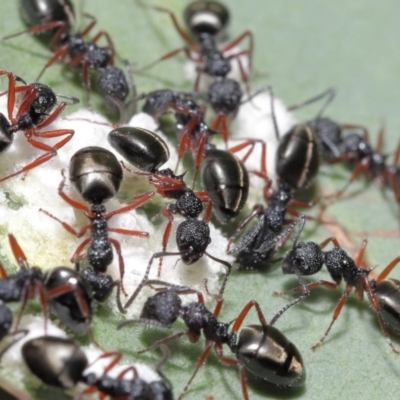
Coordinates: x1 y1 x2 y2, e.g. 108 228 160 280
152 6 195 48
178 341 213 400
104 191 154 219
39 209 91 237
311 285 352 351
271 278 338 326
0 262 7 278
90 30 116 62
71 238 91 264
0 130 73 183
210 113 229 144
192 132 209 188
204 252 232 297
8 234 29 269
109 238 127 296
226 205 264 252
222 30 254 72
231 300 268 333
152 208 174 277
0 70 18 120
319 236 341 249
57 171 89 212
375 256 400 284
363 277 399 354
36 46 70 81
214 344 249 400
228 138 267 179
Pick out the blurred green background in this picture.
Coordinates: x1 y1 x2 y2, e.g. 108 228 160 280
0 1 399 399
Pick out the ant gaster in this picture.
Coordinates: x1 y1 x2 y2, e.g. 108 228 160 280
0 70 77 183
21 335 173 399
119 278 305 400
39 147 155 295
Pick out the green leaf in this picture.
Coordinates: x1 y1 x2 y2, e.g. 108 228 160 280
0 1 399 399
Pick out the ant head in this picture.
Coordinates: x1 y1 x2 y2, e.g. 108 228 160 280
97 66 129 111
235 324 306 387
22 336 87 389
30 83 57 115
69 147 123 204
207 78 242 116
176 220 211 264
184 1 230 38
140 291 182 327
108 127 169 173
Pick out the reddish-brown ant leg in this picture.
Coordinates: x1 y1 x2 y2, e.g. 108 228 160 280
228 138 267 178
8 234 29 269
70 238 91 264
36 46 70 81
178 341 214 400
222 30 254 72
214 344 249 400
104 191 154 219
109 238 128 296
153 6 195 48
0 70 18 120
192 132 209 188
210 112 229 144
375 256 400 284
232 300 268 333
319 236 341 249
311 284 352 351
39 208 91 237
0 263 7 279
153 208 175 277
355 239 368 266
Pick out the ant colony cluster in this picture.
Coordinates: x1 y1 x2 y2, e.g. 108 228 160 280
0 1 399 400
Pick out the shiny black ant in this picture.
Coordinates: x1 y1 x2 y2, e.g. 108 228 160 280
0 70 77 183
0 234 118 347
136 1 255 142
226 88 337 270
3 0 135 121
140 89 251 223
21 335 173 399
271 214 400 352
306 117 400 202
39 147 155 295
108 126 232 286
119 277 305 400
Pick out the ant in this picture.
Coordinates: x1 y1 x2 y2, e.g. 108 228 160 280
108 126 232 287
0 234 113 346
305 117 400 202
0 70 77 183
40 147 155 296
136 1 255 142
271 214 400 352
226 88 337 270
21 335 173 399
118 274 306 400
140 89 252 223
3 0 135 122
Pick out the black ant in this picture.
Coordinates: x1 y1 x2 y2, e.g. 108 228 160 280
39 147 155 295
271 214 400 352
0 70 77 183
0 234 115 347
21 335 173 399
108 126 232 289
140 89 253 223
3 0 135 122
305 117 400 202
118 274 306 400
136 1 256 142
226 88 337 270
